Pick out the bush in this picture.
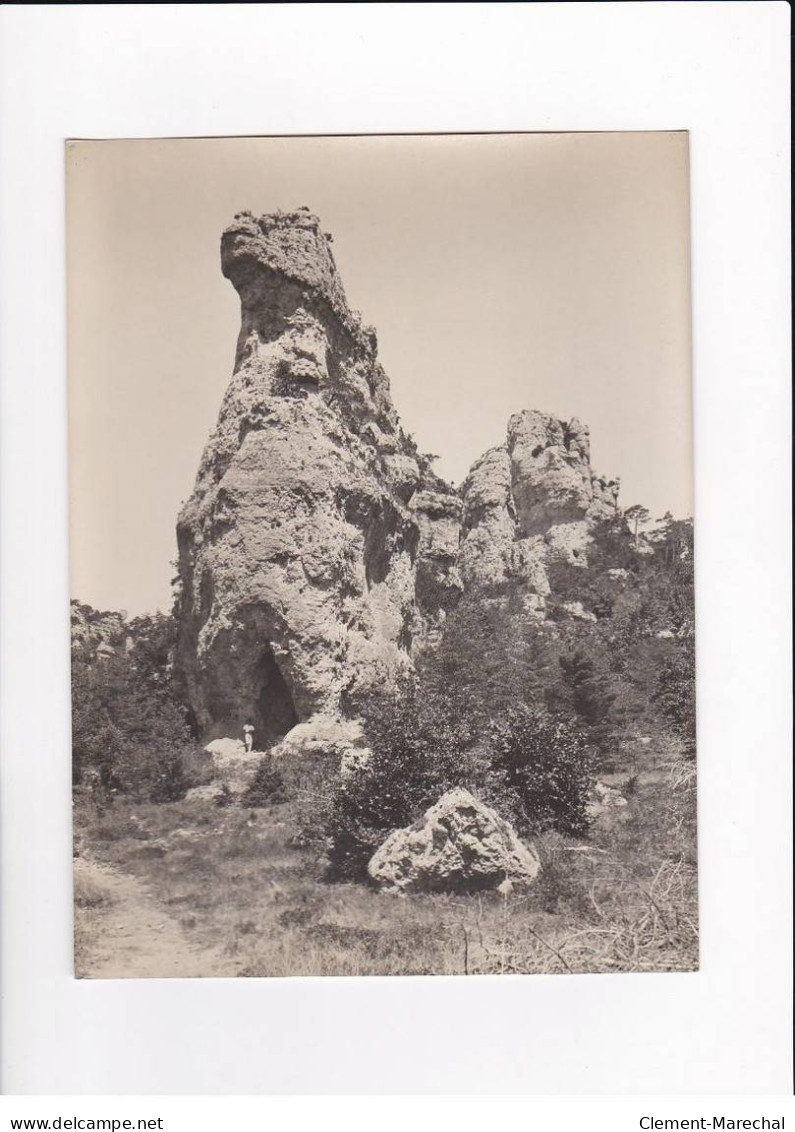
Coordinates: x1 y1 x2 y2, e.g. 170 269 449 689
241 755 289 808
71 606 204 804
552 648 616 755
325 684 482 879
281 750 341 848
486 705 595 837
93 704 200 803
73 869 117 910
652 647 696 754
147 747 189 803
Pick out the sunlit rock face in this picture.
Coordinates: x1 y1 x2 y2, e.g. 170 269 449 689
367 788 542 895
457 410 620 614
175 209 459 742
176 209 620 743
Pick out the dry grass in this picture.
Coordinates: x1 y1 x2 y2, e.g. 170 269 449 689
74 867 118 909
73 859 119 976
73 742 698 978
461 855 697 975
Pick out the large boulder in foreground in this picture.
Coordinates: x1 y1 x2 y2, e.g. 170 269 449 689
367 788 541 894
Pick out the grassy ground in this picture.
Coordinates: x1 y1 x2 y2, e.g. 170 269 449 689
74 738 697 978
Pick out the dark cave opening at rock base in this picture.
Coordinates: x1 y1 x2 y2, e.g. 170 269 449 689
254 645 298 748
252 647 301 751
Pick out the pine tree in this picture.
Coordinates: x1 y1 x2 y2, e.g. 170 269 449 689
555 649 616 754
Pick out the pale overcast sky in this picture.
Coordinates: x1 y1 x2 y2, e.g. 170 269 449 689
68 132 692 615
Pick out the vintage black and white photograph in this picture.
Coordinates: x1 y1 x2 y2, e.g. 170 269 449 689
68 132 696 978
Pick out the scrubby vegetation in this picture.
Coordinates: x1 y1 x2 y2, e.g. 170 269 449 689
240 755 289 808
73 754 697 976
71 607 210 804
321 691 595 881
73 512 697 976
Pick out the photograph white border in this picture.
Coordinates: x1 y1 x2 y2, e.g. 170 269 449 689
1 2 791 1095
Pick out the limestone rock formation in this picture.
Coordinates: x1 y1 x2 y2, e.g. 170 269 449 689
71 600 125 646
458 410 619 614
176 208 620 744
409 489 464 644
203 737 262 796
367 788 541 894
70 600 130 660
269 716 365 763
176 209 458 743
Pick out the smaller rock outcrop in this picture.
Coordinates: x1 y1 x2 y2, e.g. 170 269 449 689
70 600 130 659
367 788 541 894
586 780 628 817
203 737 263 796
561 600 598 623
269 716 365 763
457 410 620 618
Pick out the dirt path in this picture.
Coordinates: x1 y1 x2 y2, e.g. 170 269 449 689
74 857 242 979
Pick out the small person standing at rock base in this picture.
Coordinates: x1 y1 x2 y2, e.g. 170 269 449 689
243 723 254 753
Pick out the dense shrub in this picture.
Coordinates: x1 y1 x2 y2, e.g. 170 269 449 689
553 648 616 754
325 684 481 879
485 705 595 837
652 648 696 755
418 586 565 723
71 612 205 803
241 755 289 808
280 751 342 848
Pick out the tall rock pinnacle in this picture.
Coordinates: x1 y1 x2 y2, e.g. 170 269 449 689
176 209 459 743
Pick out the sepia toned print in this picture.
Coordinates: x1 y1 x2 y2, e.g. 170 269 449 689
69 133 696 977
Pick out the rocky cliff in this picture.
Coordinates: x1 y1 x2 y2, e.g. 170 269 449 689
71 600 129 660
175 208 460 744
459 410 620 614
176 209 619 744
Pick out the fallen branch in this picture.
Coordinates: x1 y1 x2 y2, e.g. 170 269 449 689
526 924 574 974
